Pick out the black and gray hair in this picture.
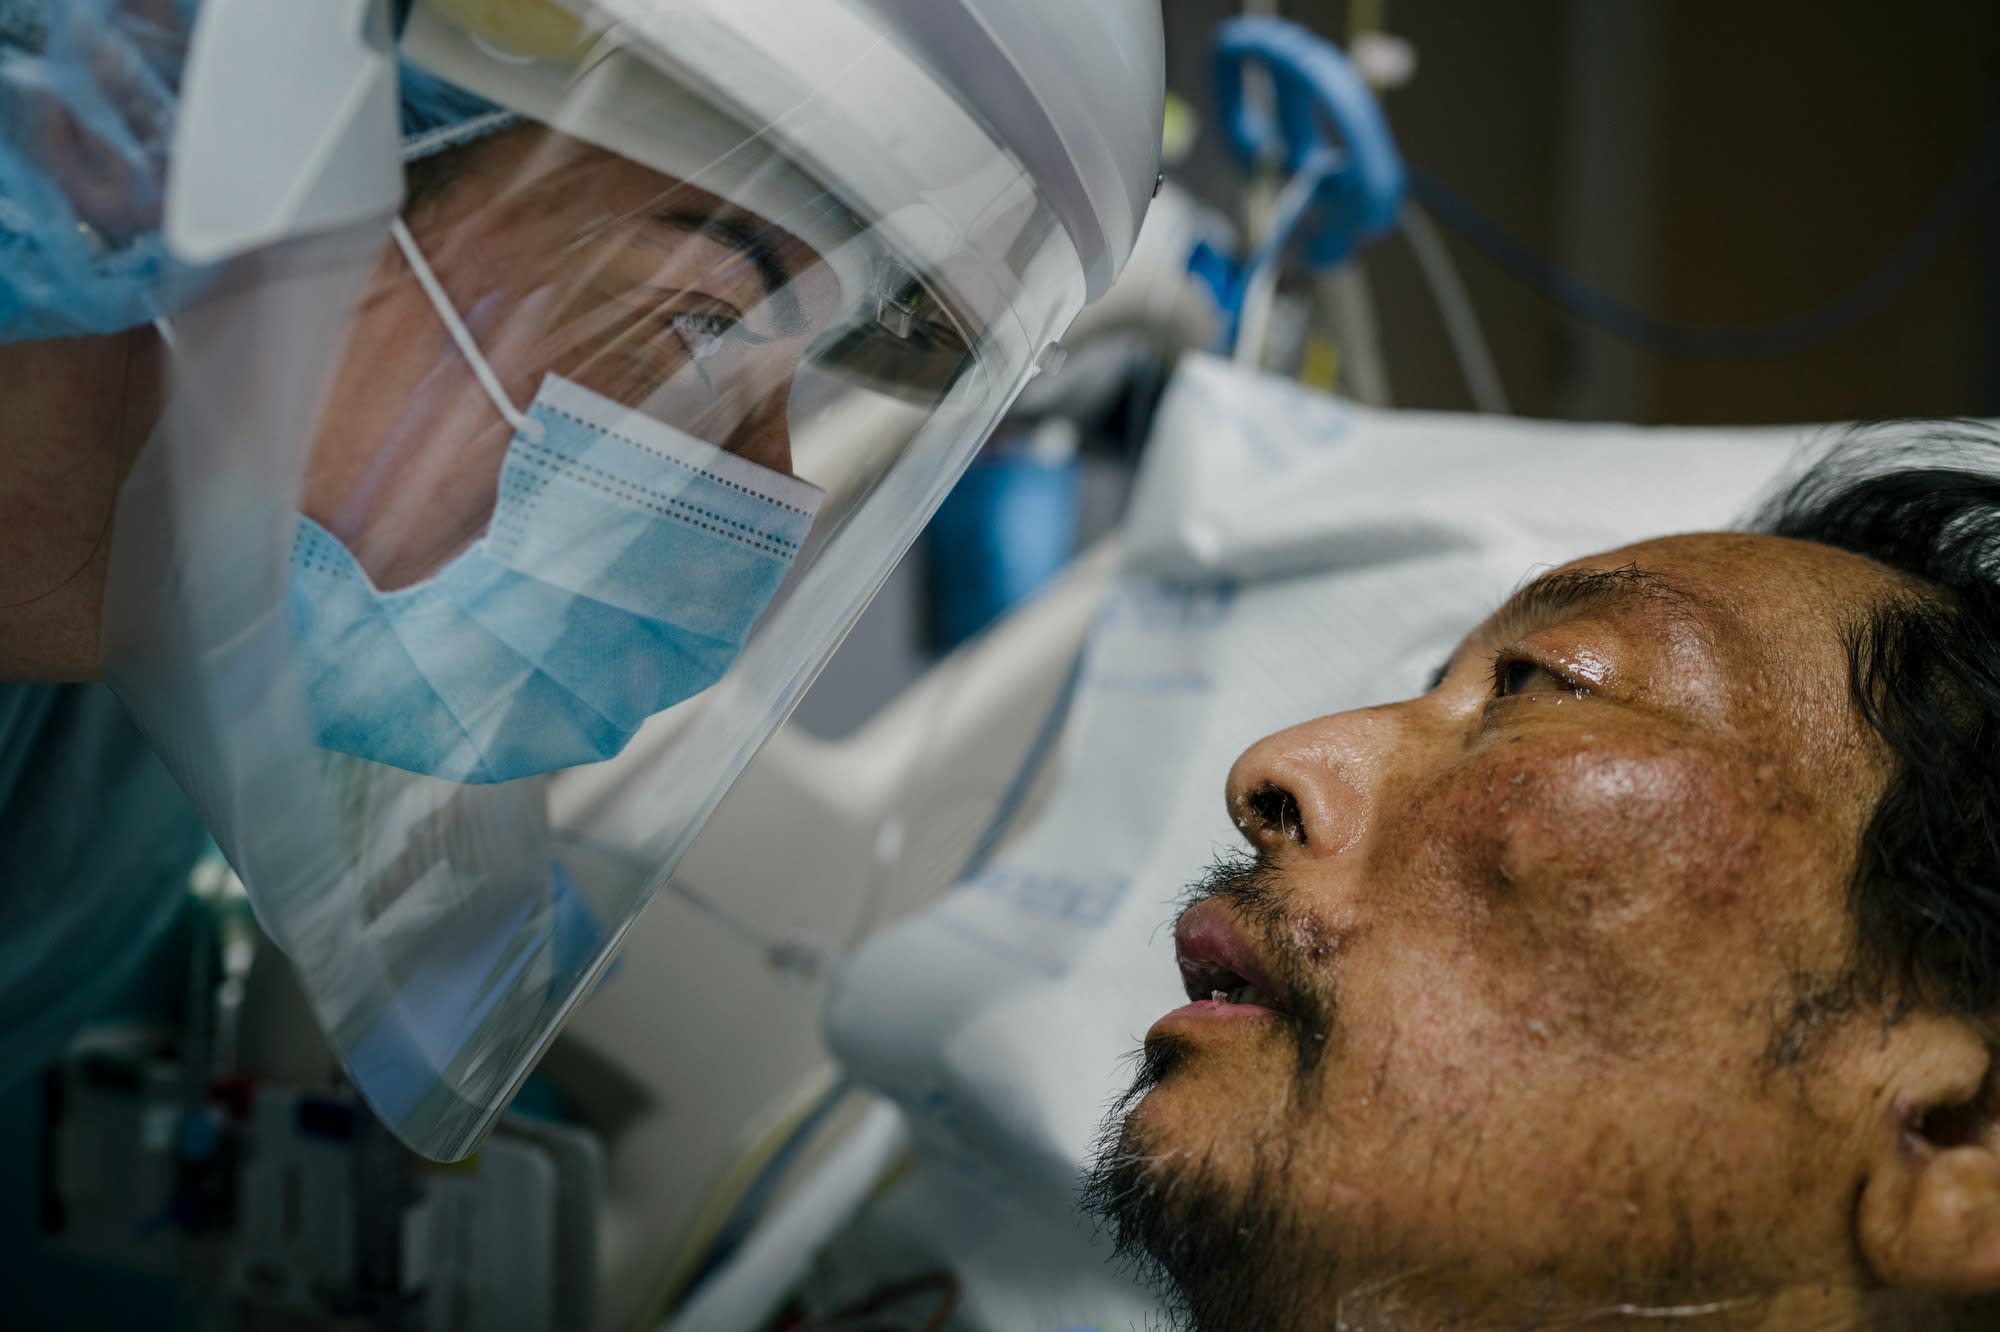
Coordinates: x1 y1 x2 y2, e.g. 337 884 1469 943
1752 426 2000 1019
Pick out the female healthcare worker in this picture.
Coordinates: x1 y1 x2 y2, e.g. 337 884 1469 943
0 0 1164 1160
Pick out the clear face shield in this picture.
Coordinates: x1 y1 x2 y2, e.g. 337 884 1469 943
106 0 1088 1159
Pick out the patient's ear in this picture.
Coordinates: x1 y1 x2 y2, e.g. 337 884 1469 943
1857 1019 2000 1295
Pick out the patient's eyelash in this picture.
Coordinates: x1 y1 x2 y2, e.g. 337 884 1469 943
1488 651 1588 700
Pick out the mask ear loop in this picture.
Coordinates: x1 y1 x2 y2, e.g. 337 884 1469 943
389 218 547 444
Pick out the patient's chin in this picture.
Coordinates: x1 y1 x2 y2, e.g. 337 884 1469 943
1135 1031 1197 1092
1081 1103 1319 1332
1112 1035 1236 1140
1110 1030 1301 1182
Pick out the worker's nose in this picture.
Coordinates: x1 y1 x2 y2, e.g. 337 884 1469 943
723 389 797 478
1223 706 1400 860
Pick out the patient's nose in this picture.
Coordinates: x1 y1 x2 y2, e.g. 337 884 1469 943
1225 710 1387 859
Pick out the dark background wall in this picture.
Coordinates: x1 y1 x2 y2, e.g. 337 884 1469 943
1163 0 2000 424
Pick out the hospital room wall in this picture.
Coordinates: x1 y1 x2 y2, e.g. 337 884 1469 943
1640 0 2000 424
1164 0 2000 424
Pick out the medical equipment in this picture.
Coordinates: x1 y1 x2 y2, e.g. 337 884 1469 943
1204 16 1403 389
83 0 1166 1164
1196 14 1516 421
31 855 600 1331
921 419 1082 653
45 1050 603 1331
1214 19 1404 274
1199 12 2000 413
1210 18 2000 370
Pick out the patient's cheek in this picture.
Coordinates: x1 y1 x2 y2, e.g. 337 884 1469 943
1393 741 1787 1028
1493 749 1754 913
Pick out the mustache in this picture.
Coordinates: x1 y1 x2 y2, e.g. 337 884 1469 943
1175 848 1342 1083
1177 846 1287 929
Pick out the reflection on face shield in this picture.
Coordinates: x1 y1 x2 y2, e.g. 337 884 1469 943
285 129 835 784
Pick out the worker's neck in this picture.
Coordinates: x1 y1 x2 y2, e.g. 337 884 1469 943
0 329 162 682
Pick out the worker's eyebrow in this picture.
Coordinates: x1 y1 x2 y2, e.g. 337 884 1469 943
1426 564 1700 690
652 210 809 336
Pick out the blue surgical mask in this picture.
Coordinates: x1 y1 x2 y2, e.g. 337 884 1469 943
287 223 823 784
289 372 822 783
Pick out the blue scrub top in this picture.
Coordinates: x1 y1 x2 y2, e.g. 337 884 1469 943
0 683 207 1083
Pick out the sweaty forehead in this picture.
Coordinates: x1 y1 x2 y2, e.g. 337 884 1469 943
1550 531 1911 773
1568 531 1905 656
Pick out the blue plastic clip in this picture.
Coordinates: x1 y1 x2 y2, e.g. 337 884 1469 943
1211 17 1406 268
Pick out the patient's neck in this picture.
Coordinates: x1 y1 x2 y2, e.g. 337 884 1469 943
1316 1279 1966 1332
0 329 162 682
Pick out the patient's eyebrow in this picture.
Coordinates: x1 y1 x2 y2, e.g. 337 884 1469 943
1484 565 1695 646
1429 565 1699 689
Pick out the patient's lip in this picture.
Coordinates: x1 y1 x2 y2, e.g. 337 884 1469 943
1172 897 1287 1017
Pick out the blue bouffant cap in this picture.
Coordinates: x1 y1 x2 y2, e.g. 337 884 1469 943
397 56 518 162
0 0 516 341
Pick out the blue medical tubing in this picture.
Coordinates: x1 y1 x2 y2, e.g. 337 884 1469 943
1210 16 1406 269
1408 117 2000 359
1218 146 1345 351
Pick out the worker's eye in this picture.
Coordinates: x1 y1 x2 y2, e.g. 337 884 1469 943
661 307 781 366
1489 652 1587 700
665 310 739 362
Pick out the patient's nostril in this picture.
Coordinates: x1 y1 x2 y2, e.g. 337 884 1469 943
1245 782 1306 846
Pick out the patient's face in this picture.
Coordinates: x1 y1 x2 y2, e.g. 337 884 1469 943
1091 532 1919 1330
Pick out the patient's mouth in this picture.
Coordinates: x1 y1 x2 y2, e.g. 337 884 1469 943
1173 976 1285 1020
1169 898 1290 1020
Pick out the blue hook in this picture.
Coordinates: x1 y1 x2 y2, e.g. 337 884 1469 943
1211 17 1406 268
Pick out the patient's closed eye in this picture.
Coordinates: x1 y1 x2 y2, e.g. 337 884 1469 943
1490 653 1586 699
